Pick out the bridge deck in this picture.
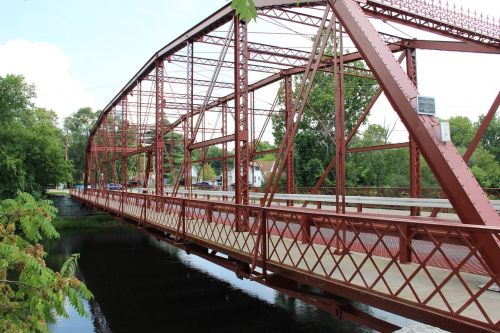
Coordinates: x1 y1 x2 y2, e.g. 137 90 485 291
71 190 500 331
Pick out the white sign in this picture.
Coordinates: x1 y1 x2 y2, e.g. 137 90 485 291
440 121 451 142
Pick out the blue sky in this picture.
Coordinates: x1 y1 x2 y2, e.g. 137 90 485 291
0 0 498 140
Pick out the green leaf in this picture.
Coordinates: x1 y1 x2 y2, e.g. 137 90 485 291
60 253 79 277
231 0 258 22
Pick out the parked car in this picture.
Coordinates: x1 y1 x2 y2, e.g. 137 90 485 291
193 181 214 189
106 183 122 191
127 179 141 187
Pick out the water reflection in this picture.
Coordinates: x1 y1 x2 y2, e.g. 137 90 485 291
45 225 371 333
45 195 417 332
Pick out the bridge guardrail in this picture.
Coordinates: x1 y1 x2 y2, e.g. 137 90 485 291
70 188 500 332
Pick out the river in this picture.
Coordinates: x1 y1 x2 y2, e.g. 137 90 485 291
45 195 412 333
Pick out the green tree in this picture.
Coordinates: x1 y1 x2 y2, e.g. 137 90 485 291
0 192 92 332
302 158 325 187
252 140 276 162
200 163 216 181
0 75 72 198
346 125 404 187
64 107 99 183
448 116 474 148
272 62 377 187
206 146 223 174
476 114 500 162
0 74 35 124
469 147 500 188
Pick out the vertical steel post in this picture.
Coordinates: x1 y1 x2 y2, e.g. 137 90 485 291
222 102 229 194
260 207 267 278
285 75 295 206
234 16 250 230
407 48 421 216
334 22 346 214
83 141 91 191
250 91 255 187
121 96 128 191
110 110 117 184
155 59 165 197
169 130 175 187
145 151 152 192
184 41 194 193
102 117 109 192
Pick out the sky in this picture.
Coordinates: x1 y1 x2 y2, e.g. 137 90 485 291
0 0 499 141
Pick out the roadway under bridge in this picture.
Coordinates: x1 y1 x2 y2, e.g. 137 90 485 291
74 0 500 331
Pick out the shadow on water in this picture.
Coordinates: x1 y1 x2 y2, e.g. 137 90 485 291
46 226 370 333
45 196 411 333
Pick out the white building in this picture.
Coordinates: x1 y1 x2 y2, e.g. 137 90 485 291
228 164 265 187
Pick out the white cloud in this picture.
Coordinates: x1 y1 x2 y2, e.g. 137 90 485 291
0 39 102 124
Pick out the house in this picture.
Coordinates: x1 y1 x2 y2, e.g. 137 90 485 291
228 163 265 187
256 160 276 183
133 165 198 188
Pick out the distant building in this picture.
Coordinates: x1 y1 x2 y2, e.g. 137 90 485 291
256 160 276 183
134 166 198 188
228 163 265 187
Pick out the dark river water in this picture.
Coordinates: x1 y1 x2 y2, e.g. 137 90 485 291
45 196 412 333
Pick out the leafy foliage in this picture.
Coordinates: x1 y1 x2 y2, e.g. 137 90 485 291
0 75 72 199
64 107 100 183
231 0 257 22
476 114 500 162
0 74 35 124
449 116 475 148
469 147 500 188
200 163 217 181
0 192 92 333
447 115 500 188
272 57 378 187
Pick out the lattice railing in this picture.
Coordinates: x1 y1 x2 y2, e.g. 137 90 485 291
70 189 500 330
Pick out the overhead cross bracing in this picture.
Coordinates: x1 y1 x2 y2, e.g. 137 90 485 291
81 0 500 331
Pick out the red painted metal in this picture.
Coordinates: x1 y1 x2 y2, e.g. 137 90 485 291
430 92 500 217
234 17 250 230
406 48 421 217
463 92 500 163
71 188 500 332
185 41 194 193
359 0 499 48
262 7 333 206
346 142 409 153
121 96 128 194
155 59 165 196
303 52 407 207
79 0 500 330
327 0 500 274
222 103 228 193
403 40 500 54
334 21 346 214
284 75 295 205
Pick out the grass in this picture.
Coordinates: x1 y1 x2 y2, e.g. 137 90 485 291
46 188 69 195
46 191 70 196
52 214 120 230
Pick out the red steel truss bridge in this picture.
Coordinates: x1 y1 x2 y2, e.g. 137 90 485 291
71 0 500 331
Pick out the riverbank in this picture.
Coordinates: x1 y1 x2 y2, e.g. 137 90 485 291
47 193 119 230
52 214 119 230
